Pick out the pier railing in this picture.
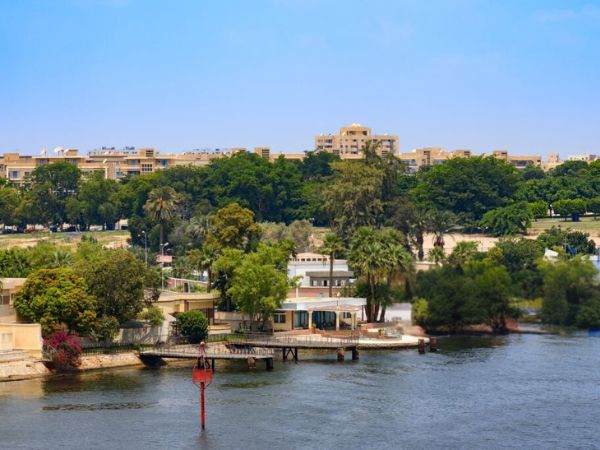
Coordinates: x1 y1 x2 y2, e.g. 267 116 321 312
226 332 360 348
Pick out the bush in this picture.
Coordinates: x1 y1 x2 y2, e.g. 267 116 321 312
552 199 587 221
139 306 165 327
93 316 120 343
44 331 82 371
412 298 429 327
528 201 548 219
176 310 208 343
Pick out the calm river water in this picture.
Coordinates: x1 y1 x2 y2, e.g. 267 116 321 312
0 334 599 450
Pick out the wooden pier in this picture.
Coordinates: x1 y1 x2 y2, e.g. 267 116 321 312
140 345 275 371
227 332 360 362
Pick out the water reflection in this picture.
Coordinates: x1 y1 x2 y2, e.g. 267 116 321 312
42 368 147 395
42 401 155 411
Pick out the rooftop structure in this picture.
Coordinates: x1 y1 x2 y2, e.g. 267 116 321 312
315 123 399 158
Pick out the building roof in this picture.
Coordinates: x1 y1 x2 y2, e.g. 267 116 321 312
0 278 27 290
279 296 366 311
305 271 354 278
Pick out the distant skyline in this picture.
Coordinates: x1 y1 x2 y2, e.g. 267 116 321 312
1 0 600 158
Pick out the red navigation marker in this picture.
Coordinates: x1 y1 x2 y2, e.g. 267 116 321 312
192 341 213 430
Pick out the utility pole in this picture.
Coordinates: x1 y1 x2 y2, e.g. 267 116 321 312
141 231 148 265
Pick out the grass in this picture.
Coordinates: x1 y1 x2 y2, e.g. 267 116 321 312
0 230 130 249
528 216 600 235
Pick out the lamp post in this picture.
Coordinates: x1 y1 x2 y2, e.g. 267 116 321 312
161 242 170 290
141 231 148 265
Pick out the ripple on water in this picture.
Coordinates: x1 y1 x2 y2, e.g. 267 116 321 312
42 401 155 411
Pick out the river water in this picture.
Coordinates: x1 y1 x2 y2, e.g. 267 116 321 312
0 334 599 450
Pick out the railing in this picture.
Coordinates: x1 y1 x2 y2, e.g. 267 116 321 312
143 344 275 358
226 332 360 347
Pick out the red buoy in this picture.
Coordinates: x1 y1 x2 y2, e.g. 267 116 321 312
192 342 213 430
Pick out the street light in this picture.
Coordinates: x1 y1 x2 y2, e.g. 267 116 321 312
140 231 148 265
161 242 170 290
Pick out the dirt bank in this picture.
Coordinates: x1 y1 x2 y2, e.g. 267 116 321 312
0 352 144 382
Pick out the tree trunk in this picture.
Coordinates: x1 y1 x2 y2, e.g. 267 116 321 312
206 269 212 293
369 275 376 322
328 252 334 298
159 222 164 250
417 233 424 261
379 305 387 322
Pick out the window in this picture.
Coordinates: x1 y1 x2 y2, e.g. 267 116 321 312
342 312 352 319
273 313 286 324
9 171 18 179
141 163 153 173
0 293 10 305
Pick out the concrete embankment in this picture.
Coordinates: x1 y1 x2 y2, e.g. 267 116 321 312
0 352 144 382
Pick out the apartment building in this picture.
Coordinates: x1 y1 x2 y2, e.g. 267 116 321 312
0 147 244 183
315 123 399 157
491 150 542 169
397 147 473 172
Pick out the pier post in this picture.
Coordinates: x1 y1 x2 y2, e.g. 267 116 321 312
266 357 273 371
429 337 437 352
247 356 256 370
352 347 359 360
337 347 345 362
418 339 425 354
211 358 216 372
294 347 298 362
282 347 287 361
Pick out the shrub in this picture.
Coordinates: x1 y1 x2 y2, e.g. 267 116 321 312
44 331 82 371
412 298 429 327
528 201 548 219
139 306 165 327
176 310 208 343
93 316 120 343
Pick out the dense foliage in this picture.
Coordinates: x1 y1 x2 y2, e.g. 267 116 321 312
176 310 208 343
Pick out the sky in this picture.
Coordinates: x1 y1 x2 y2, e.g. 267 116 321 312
1 0 600 158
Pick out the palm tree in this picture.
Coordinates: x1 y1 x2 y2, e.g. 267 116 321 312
144 186 180 250
318 233 345 297
377 229 414 322
188 244 220 292
348 227 387 322
427 209 457 251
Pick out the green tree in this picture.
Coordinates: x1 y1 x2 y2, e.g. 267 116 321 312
466 261 515 332
552 198 587 221
176 310 208 343
428 209 458 249
414 156 522 225
139 306 165 327
528 201 548 220
300 151 339 180
187 244 220 292
587 197 600 219
348 227 413 322
539 257 599 326
27 162 82 227
212 248 245 311
207 202 261 251
0 248 32 277
323 161 384 239
480 202 532 236
144 186 181 250
14 268 97 335
536 227 596 256
412 298 429 327
227 249 289 330
0 185 20 227
75 248 159 325
318 233 345 297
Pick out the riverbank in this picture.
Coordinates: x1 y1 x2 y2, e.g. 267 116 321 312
0 352 144 382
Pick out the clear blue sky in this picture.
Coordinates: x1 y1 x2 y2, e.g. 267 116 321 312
1 0 599 157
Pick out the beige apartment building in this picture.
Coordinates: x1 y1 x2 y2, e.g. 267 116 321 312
397 147 472 172
315 123 399 157
0 147 245 183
